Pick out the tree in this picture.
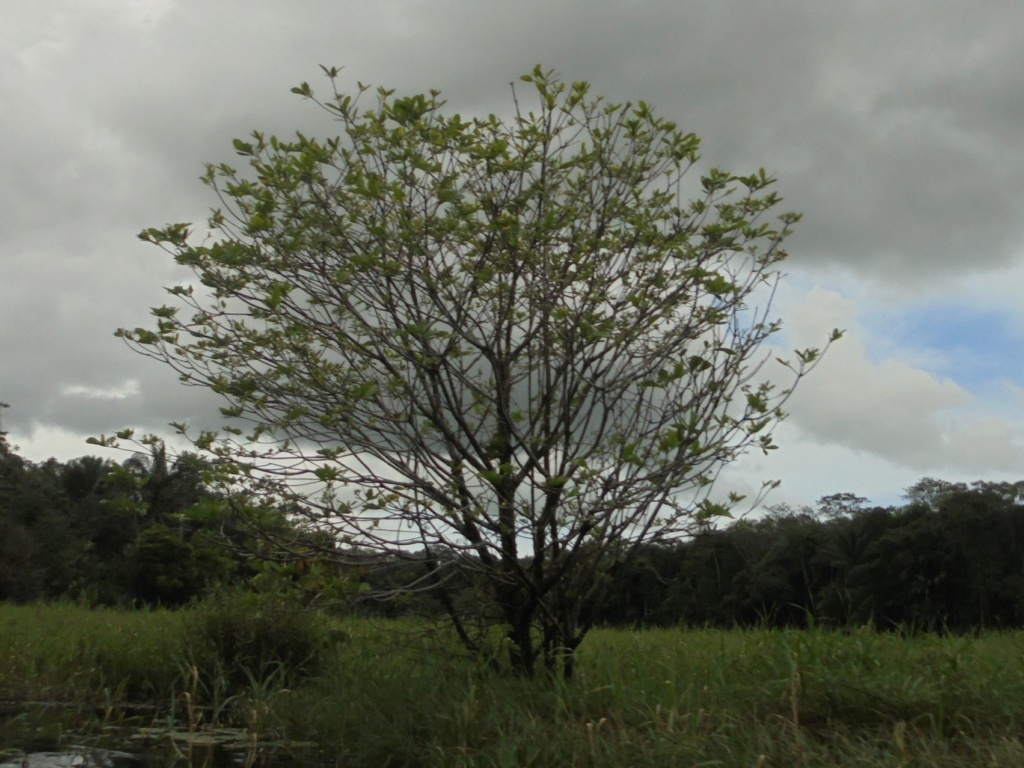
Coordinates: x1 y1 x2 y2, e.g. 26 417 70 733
61 456 115 501
119 66 838 676
902 477 968 510
816 492 868 520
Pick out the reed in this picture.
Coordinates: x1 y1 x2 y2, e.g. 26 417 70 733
3 603 1024 766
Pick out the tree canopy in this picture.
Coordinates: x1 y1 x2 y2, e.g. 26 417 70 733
0 432 249 605
120 66 838 675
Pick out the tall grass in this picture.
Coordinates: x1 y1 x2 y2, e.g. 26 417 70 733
3 603 1024 766
0 603 186 703
281 624 1024 767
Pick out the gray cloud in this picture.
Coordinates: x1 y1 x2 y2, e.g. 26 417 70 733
4 0 1024 490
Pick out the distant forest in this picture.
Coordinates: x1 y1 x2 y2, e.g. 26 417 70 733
2 431 1023 632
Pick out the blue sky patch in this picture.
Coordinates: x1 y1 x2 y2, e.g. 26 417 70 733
867 302 1024 393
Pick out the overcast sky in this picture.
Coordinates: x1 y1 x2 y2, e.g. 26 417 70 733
3 0 1024 510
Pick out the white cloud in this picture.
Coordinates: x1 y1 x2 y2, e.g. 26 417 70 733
3 0 1024 511
779 286 1024 475
61 380 140 400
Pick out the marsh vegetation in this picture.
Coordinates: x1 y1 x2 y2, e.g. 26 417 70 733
3 602 1024 767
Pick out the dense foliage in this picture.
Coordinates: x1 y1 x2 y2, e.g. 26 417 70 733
3 429 1024 634
342 480 1024 634
0 433 306 606
595 481 1024 632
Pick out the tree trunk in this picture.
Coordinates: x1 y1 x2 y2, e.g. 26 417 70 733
507 613 537 676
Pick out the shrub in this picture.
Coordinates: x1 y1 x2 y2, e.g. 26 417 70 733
187 591 325 691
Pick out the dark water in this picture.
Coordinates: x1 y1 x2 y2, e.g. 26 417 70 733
1 745 238 767
0 748 144 767
1 705 319 767
0 743 305 767
0 734 316 767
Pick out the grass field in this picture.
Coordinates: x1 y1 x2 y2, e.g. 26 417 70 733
2 602 1024 766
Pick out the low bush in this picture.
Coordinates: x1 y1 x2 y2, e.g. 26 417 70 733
185 591 325 692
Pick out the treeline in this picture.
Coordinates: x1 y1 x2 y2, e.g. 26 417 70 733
345 482 1024 634
595 482 1024 632
0 433 303 606
5 430 1024 633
